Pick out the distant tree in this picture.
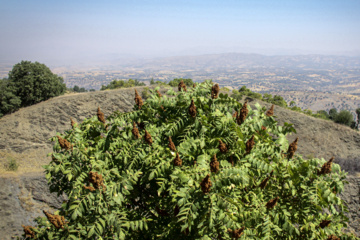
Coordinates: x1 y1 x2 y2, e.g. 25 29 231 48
89 89 96 92
289 101 296 107
155 81 167 86
247 91 262 100
303 109 313 115
0 78 21 117
291 106 302 112
73 85 80 92
230 89 242 101
8 61 66 107
168 78 193 87
220 87 229 92
262 93 273 102
238 85 250 94
101 79 145 90
316 110 330 119
356 108 360 128
329 108 338 120
334 110 354 126
231 85 251 100
271 95 287 107
150 78 155 85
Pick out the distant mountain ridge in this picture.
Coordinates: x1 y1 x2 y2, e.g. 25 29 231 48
97 52 360 70
1 52 359 78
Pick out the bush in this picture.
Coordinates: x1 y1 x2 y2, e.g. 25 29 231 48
101 79 145 90
6 158 18 171
329 108 338 120
315 110 330 120
168 78 193 87
334 110 354 127
72 85 87 93
24 81 356 239
230 89 242 101
220 87 230 92
141 87 151 99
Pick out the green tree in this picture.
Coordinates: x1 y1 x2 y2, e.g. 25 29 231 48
238 85 251 95
230 89 242 101
24 81 356 239
247 91 262 100
168 78 193 87
101 79 145 90
220 87 229 92
8 61 66 107
355 108 360 129
0 78 21 117
334 110 354 126
271 95 287 107
262 93 273 103
150 78 155 85
289 101 296 107
230 86 252 101
303 109 313 115
155 80 168 86
290 106 302 112
73 85 80 92
329 108 338 120
316 110 329 119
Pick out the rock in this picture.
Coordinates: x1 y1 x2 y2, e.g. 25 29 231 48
0 173 67 239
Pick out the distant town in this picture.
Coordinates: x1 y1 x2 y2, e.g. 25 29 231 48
1 53 360 114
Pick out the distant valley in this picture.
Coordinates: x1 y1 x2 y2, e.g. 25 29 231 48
1 53 360 114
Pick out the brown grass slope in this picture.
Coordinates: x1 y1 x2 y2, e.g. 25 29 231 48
0 86 150 174
0 87 359 239
245 98 360 174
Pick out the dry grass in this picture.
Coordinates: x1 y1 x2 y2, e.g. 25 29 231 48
18 189 35 211
0 149 51 174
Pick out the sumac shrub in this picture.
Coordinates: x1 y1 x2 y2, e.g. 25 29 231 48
24 80 356 239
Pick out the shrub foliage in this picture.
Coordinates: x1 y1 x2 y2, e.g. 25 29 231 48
100 79 145 90
1 61 66 117
8 61 66 107
25 80 356 239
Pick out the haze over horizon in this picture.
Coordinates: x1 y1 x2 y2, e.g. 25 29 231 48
1 0 360 66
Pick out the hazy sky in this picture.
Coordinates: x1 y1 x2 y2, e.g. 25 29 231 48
1 0 360 65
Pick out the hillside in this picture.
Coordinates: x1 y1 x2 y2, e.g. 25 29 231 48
263 90 360 116
1 86 359 174
0 86 359 238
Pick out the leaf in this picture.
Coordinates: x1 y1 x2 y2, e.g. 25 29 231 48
149 171 155 180
323 189 331 199
276 134 288 152
99 218 106 229
67 173 73 181
88 226 95 238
